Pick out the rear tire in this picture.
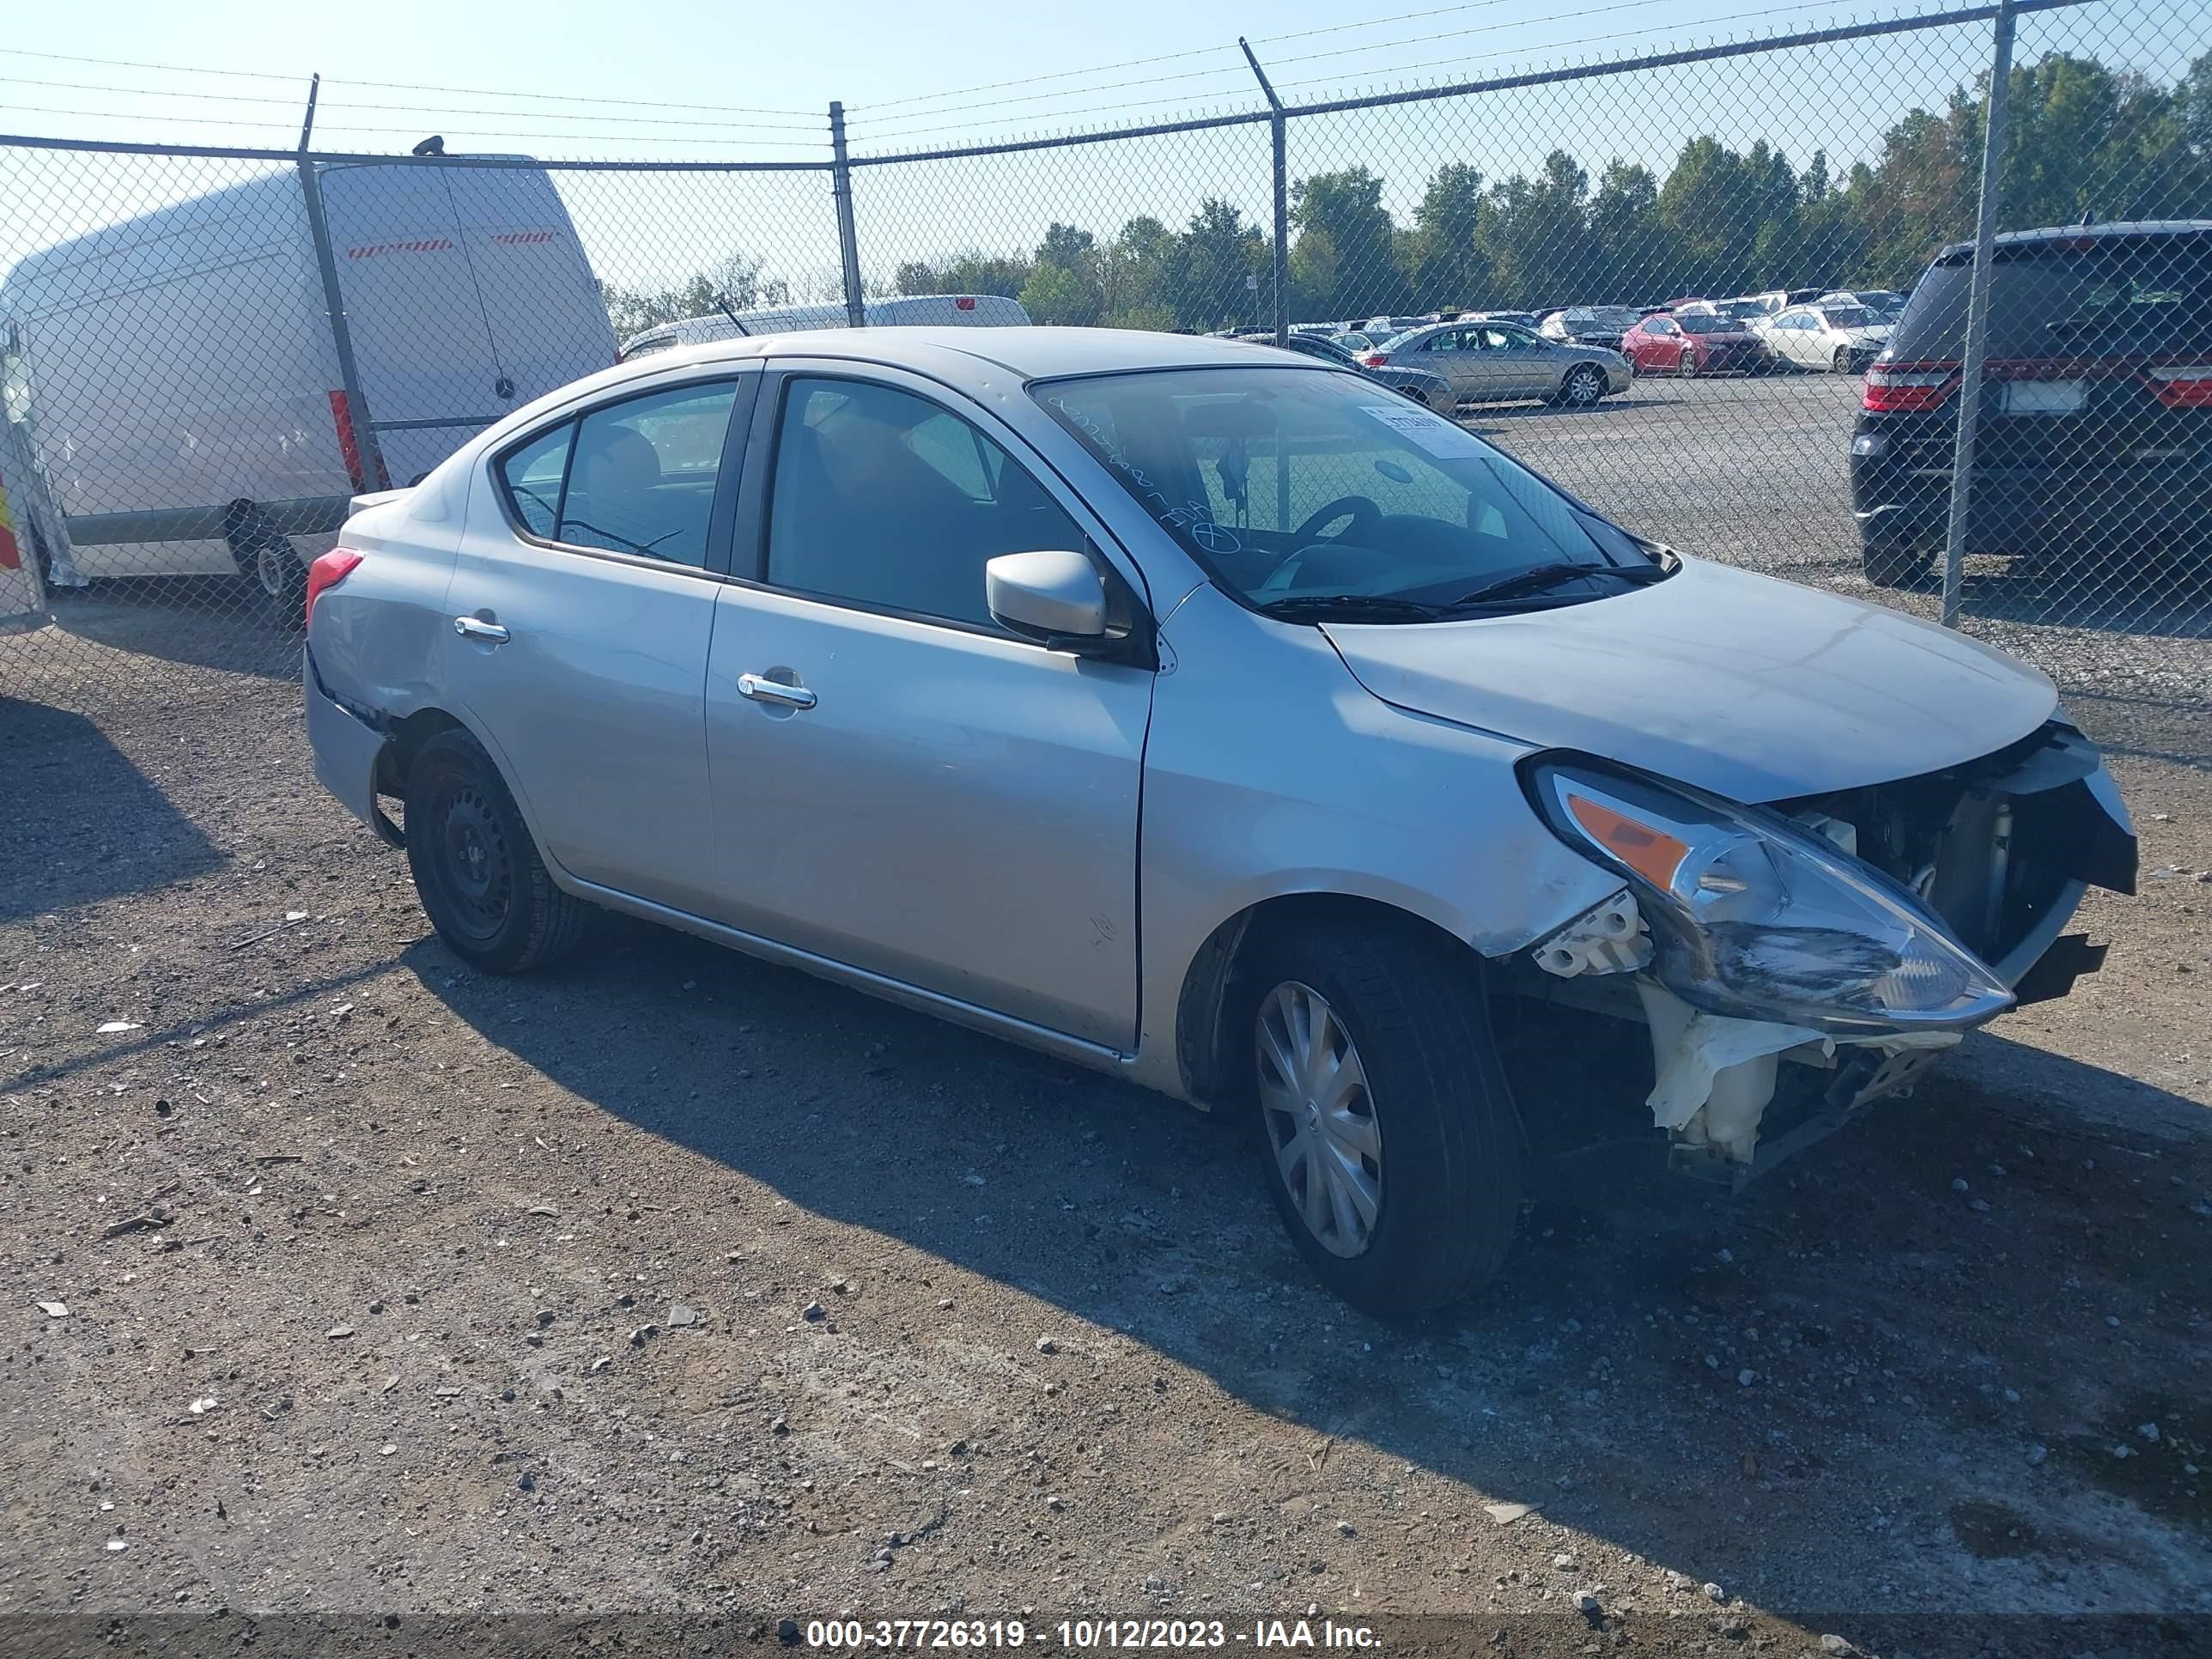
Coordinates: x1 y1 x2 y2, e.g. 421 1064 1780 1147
223 501 307 626
1557 364 1607 409
404 729 589 974
1860 533 1930 588
1239 918 1521 1317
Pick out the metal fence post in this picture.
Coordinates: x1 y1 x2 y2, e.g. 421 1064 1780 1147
1940 0 2017 628
1239 40 1290 344
296 146 390 491
830 102 866 328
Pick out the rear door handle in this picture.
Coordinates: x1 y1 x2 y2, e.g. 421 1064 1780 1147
453 616 510 644
737 672 816 710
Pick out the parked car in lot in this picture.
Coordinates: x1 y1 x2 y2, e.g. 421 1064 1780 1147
306 325 2134 1314
1364 314 1434 338
1 155 617 609
1851 219 2212 586
1538 305 1642 349
1366 319 1630 408
1762 301 1893 373
1621 311 1771 376
1256 331 1455 413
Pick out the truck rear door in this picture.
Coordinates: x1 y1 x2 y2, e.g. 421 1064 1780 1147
318 161 502 489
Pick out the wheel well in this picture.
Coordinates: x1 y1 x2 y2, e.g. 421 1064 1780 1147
374 708 465 802
1175 893 1481 1108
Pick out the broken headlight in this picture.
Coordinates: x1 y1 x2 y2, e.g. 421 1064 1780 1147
1522 758 2013 1035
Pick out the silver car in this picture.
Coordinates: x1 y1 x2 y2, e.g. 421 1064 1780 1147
1370 319 1630 409
304 327 2134 1316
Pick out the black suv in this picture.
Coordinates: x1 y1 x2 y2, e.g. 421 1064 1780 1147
1850 220 2212 586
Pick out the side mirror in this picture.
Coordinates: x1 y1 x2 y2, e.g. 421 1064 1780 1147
987 550 1108 644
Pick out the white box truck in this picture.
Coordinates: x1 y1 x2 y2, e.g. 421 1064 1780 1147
0 155 617 611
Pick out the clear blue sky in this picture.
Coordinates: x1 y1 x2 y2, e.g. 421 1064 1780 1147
1 0 2196 292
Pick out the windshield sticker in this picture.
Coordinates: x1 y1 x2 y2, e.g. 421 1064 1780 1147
1357 403 1468 458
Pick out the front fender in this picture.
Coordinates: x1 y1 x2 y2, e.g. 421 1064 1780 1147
1127 591 1620 1098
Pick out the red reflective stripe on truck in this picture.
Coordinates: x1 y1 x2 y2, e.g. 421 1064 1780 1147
0 473 21 571
328 389 368 493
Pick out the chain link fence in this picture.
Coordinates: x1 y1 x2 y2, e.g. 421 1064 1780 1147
3 0 2208 755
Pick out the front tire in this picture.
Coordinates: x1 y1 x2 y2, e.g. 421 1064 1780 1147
1243 920 1521 1317
1676 353 1698 379
404 729 589 974
1832 345 1854 374
1860 532 1931 588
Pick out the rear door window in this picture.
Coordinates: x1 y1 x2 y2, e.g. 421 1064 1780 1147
557 383 738 567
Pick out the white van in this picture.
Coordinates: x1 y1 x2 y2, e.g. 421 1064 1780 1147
617 294 1029 362
0 155 616 608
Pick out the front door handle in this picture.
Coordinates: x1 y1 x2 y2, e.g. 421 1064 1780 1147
453 616 510 644
737 672 816 710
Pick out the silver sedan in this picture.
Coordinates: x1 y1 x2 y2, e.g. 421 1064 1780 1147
304 326 2131 1316
1368 319 1632 409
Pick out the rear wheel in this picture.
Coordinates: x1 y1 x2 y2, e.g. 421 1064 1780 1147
223 501 307 624
1558 364 1607 408
1243 920 1520 1317
404 729 589 974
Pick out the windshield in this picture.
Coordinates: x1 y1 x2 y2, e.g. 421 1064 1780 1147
1034 365 1660 618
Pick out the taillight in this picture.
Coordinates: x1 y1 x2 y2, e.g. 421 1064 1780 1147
1863 362 1960 413
305 548 363 628
1360 352 1389 368
2147 365 2212 409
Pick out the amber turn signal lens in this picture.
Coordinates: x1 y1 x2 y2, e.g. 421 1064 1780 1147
1565 793 1691 890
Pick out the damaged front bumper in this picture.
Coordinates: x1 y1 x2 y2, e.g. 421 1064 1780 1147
1520 720 2136 1186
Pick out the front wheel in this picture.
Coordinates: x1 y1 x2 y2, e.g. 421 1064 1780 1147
404 728 590 974
1675 352 1698 379
1245 921 1521 1317
1860 533 1931 588
1832 346 1855 374
1557 364 1607 408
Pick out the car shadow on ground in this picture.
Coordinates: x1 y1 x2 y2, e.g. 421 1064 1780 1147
411 913 2210 1617
0 694 227 923
42 579 298 680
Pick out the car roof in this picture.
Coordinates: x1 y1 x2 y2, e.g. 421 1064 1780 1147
1934 218 2212 260
627 325 1313 384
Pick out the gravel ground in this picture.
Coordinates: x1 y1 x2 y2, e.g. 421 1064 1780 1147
1 659 2208 1654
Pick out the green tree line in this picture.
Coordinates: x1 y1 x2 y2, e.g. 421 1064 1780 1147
885 50 2210 329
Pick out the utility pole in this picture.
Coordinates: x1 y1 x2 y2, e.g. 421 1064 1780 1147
1239 39 1289 346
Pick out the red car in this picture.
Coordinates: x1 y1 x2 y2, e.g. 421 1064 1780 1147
1622 312 1771 376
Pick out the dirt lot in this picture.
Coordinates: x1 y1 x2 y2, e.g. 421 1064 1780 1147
3 663 2209 1656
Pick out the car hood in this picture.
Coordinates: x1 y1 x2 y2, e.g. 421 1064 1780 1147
1842 325 1893 343
1320 559 2057 801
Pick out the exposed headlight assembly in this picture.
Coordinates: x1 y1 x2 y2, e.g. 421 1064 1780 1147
1522 757 2013 1035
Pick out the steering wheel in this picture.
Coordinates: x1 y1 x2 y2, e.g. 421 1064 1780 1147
1293 495 1382 544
